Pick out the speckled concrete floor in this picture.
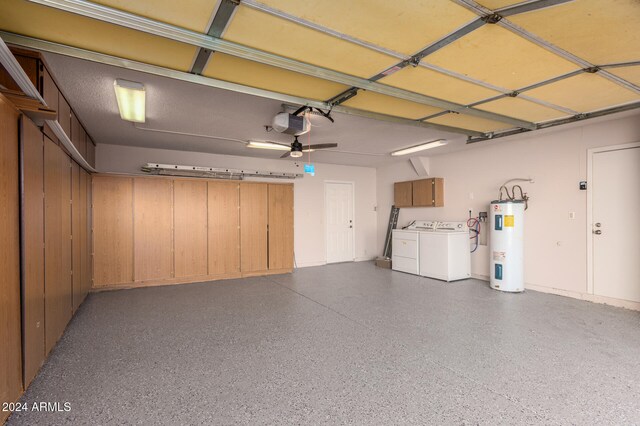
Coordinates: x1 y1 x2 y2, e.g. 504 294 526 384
7 262 640 425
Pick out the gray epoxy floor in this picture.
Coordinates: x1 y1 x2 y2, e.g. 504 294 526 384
7 262 640 425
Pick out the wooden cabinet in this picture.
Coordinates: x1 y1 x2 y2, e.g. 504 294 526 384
86 136 96 168
71 162 82 312
91 176 293 288
133 179 173 282
0 96 22 424
268 184 294 270
394 181 413 207
79 170 91 299
208 181 240 276
41 67 58 115
44 138 72 354
174 180 208 278
394 178 444 208
412 178 443 207
71 111 87 158
240 183 268 273
58 92 71 138
0 47 97 170
93 176 134 287
20 116 46 388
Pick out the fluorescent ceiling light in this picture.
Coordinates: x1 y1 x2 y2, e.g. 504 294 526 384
114 79 146 123
391 139 448 156
247 140 290 151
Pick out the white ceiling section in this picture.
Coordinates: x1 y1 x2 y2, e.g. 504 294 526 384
1 0 639 165
43 53 465 167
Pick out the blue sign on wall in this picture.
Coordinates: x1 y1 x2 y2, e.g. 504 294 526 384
304 163 315 176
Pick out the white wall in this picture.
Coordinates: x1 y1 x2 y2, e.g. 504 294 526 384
377 113 640 301
97 144 378 268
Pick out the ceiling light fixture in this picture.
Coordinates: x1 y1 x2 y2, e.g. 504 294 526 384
247 140 290 151
391 139 448 156
290 138 303 158
114 79 146 123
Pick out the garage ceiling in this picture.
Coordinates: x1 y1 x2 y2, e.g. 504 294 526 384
0 0 639 145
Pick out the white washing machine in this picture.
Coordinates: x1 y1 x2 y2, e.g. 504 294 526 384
418 221 471 282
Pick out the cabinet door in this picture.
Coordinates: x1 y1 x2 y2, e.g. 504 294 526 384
93 176 134 287
394 181 412 207
208 181 240 275
79 169 90 299
58 93 71 138
240 183 268 273
432 178 444 207
86 136 96 167
412 179 434 207
20 116 45 387
71 162 82 312
268 184 294 270
42 67 58 114
70 112 87 158
0 98 22 422
44 141 72 354
134 178 173 282
174 180 208 278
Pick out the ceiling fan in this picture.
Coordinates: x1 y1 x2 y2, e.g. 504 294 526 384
280 135 338 158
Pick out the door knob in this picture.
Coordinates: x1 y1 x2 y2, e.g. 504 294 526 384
593 230 602 235
594 222 601 227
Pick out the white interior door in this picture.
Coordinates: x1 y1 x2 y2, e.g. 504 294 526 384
592 145 640 302
325 182 354 263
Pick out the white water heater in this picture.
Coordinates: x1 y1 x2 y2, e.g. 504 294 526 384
490 200 525 292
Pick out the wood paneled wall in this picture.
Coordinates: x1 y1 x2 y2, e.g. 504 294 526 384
92 176 294 289
0 95 22 425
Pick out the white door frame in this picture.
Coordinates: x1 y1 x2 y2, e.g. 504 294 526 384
324 180 356 263
586 141 640 295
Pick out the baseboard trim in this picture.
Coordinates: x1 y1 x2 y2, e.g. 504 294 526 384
470 274 639 311
92 269 293 292
525 283 640 311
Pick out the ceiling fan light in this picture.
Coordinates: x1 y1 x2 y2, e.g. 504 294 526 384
290 150 303 158
391 139 448 156
247 140 290 151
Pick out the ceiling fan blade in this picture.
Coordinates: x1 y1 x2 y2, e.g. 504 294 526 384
307 143 338 150
280 151 291 158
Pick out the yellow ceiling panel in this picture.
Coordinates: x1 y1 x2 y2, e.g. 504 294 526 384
380 66 501 105
476 96 570 122
203 53 348 101
222 5 398 78
91 0 217 32
425 25 579 90
525 73 639 113
475 0 524 9
341 91 444 120
255 0 478 56
0 0 196 71
510 0 640 65
426 112 514 133
609 66 640 87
